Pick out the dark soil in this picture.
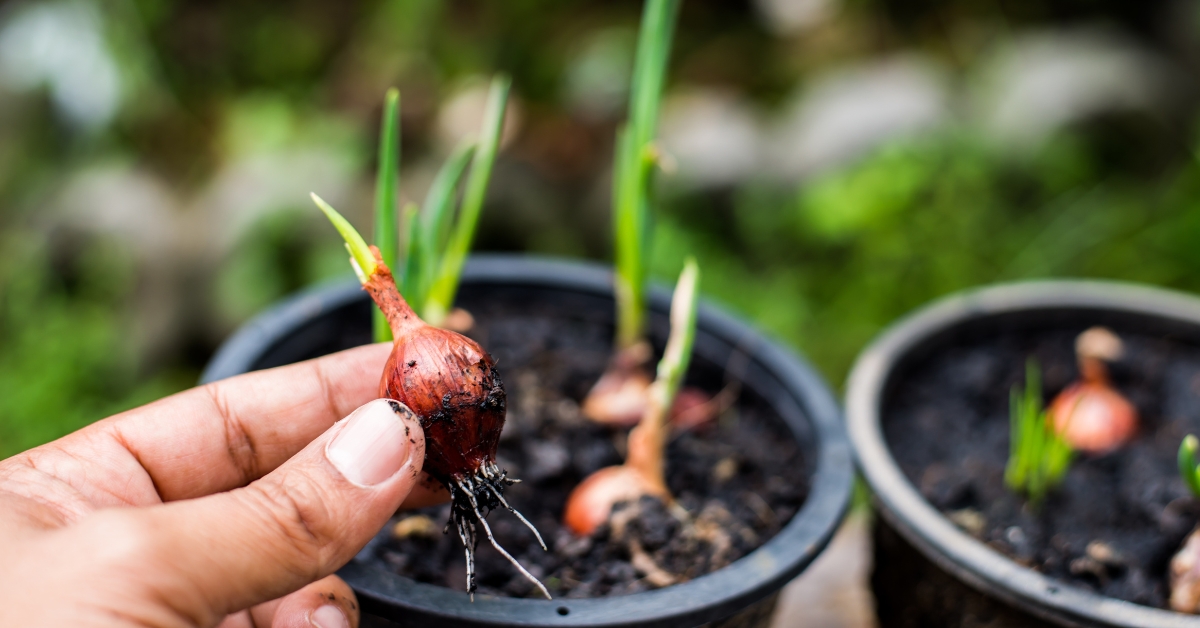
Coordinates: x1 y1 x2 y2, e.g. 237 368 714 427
884 324 1200 609
366 300 811 599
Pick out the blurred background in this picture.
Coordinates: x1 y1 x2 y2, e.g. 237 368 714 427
1 0 1199 457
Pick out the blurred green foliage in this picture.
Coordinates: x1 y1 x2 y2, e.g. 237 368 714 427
0 233 190 456
654 130 1200 378
0 0 1198 458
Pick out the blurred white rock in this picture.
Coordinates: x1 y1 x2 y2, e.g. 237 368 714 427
564 28 635 120
660 89 763 189
56 165 178 260
754 0 837 35
0 0 120 130
765 56 950 182
435 77 523 153
972 28 1177 150
196 150 359 257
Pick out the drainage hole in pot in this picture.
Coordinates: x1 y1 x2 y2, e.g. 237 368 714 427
557 607 570 616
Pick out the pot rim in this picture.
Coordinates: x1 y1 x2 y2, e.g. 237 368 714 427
203 253 854 628
846 279 1200 628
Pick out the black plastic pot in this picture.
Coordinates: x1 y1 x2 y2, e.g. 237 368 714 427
846 280 1200 628
203 254 853 628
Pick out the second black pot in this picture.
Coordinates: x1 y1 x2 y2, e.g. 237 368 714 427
846 280 1200 628
203 254 853 628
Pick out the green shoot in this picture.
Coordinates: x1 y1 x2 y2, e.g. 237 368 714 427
311 192 375 282
313 78 510 329
425 76 510 326
373 88 401 342
626 257 699 491
1005 359 1074 505
1179 435 1200 497
613 0 680 350
413 139 476 315
650 256 699 414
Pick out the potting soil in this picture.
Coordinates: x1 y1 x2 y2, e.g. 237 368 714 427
884 325 1200 609
370 302 811 598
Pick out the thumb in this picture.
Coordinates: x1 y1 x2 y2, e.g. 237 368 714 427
140 399 426 624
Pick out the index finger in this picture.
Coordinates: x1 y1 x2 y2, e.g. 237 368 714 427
114 342 393 500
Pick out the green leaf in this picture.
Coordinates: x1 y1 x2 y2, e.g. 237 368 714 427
612 0 680 349
420 139 477 300
400 202 421 311
1180 435 1200 497
426 75 510 325
311 193 374 282
1004 358 1073 506
373 88 401 342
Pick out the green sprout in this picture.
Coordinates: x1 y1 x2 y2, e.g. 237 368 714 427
612 0 680 351
1005 359 1074 505
372 88 401 342
1179 435 1200 497
316 76 510 332
650 256 700 414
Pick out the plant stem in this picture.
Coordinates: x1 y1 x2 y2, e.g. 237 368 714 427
373 88 401 342
1180 435 1200 496
312 193 375 281
613 0 680 350
627 257 698 490
418 139 476 320
426 75 510 326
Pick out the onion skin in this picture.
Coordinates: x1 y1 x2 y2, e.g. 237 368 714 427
1172 527 1200 613
563 465 665 536
564 389 672 536
1049 381 1137 454
364 247 506 483
1047 327 1138 454
378 329 504 483
582 342 654 426
358 247 549 599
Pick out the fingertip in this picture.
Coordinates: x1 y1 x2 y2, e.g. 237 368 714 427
252 575 359 628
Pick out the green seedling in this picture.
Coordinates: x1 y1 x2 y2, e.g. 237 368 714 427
613 0 679 351
349 76 510 342
583 0 683 426
1005 359 1074 505
1179 435 1200 497
564 257 701 535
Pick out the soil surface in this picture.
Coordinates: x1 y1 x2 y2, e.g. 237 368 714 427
365 297 811 599
884 324 1200 609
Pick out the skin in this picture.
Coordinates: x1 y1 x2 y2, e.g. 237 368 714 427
0 343 449 627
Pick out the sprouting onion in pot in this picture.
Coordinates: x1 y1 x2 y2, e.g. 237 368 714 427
1005 359 1074 506
1169 435 1200 613
311 79 551 600
1048 327 1138 453
581 0 718 431
565 258 699 536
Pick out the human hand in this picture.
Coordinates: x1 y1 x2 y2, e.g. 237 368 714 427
0 343 448 628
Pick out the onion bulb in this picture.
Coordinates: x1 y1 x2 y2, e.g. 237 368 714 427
314 193 548 599
1049 327 1137 454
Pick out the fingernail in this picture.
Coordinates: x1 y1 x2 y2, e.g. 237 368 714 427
326 399 416 486
311 604 350 628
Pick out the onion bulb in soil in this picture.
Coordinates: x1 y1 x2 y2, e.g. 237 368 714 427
314 194 549 599
565 260 700 536
582 344 720 431
1171 528 1200 613
1049 327 1138 454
